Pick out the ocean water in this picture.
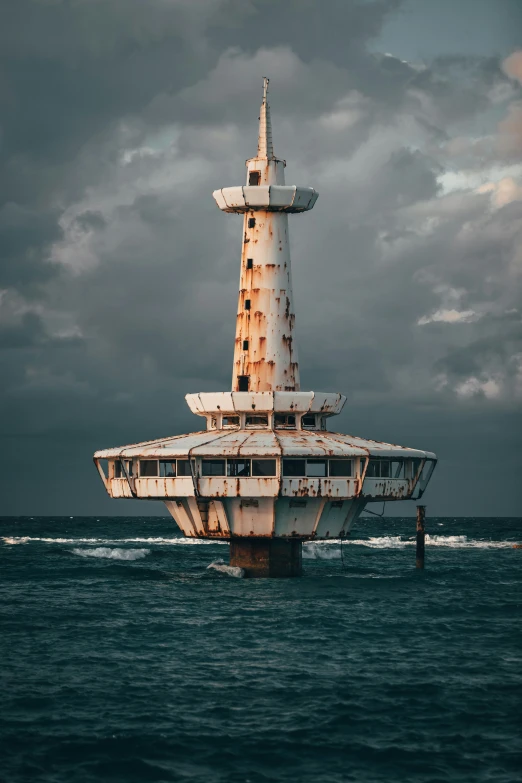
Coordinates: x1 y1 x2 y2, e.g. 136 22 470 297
1 516 521 783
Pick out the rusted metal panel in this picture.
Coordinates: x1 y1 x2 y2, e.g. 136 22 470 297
132 477 193 497
197 477 279 497
281 478 359 498
361 478 411 499
164 500 197 537
238 431 280 456
313 499 351 538
191 430 251 456
224 498 274 536
273 498 323 537
277 432 367 457
309 392 346 414
110 478 134 498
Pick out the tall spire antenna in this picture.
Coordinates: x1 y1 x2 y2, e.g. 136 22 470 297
257 77 274 159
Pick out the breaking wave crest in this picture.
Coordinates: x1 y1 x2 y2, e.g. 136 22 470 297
303 543 341 559
71 547 150 560
207 559 245 578
2 536 224 546
307 536 517 550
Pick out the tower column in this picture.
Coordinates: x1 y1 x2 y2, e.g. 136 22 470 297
233 208 299 392
230 538 303 578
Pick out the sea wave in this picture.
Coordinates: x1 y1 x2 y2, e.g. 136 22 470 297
2 536 224 546
207 559 245 578
71 547 150 560
304 535 517 550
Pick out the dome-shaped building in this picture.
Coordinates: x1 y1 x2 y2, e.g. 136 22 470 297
94 79 436 577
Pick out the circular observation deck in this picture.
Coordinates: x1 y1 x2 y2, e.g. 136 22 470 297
213 185 319 213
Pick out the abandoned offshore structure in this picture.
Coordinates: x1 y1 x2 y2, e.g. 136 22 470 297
94 79 437 577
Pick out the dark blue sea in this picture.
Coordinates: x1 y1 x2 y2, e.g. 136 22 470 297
1 516 521 783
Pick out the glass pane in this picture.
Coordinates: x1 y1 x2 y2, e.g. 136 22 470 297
245 415 268 426
411 458 422 478
222 415 239 427
391 461 404 478
366 460 379 478
306 459 327 477
202 459 226 476
114 460 123 478
302 415 316 428
380 461 391 478
139 460 158 477
227 459 251 477
176 460 192 477
252 459 277 477
283 459 306 477
159 461 176 478
329 459 352 477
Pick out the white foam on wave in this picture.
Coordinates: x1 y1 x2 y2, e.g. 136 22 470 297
71 547 150 560
303 543 341 560
2 536 224 546
308 536 516 550
207 559 245 578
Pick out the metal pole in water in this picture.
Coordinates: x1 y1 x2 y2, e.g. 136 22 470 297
416 505 426 569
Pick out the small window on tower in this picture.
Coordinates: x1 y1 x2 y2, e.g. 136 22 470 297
245 299 251 310
246 258 253 269
248 217 256 228
243 340 249 350
222 415 240 427
237 375 249 391
302 415 316 429
249 171 260 185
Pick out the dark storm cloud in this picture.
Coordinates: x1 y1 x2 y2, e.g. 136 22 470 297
0 0 520 515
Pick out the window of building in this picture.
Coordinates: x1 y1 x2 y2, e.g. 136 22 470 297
248 217 256 228
366 459 393 479
283 458 306 476
176 460 194 477
114 460 133 478
222 415 240 427
243 340 249 350
301 414 316 429
408 458 422 479
237 375 249 391
252 459 277 477
140 460 158 477
244 299 251 310
248 171 260 185
282 458 353 478
246 258 253 269
210 416 218 429
306 459 327 477
245 414 268 427
227 459 251 477
202 459 226 476
329 460 353 477
274 413 296 429
391 460 404 478
159 461 176 478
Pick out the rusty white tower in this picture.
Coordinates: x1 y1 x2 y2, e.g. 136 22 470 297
94 79 437 577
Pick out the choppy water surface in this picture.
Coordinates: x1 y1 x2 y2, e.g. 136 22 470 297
1 516 521 783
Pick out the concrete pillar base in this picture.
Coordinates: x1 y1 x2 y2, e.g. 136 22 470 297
230 538 303 578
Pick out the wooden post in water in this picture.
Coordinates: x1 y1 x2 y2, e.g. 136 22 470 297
416 505 426 569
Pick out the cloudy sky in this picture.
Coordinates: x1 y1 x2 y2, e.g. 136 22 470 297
1 0 521 516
